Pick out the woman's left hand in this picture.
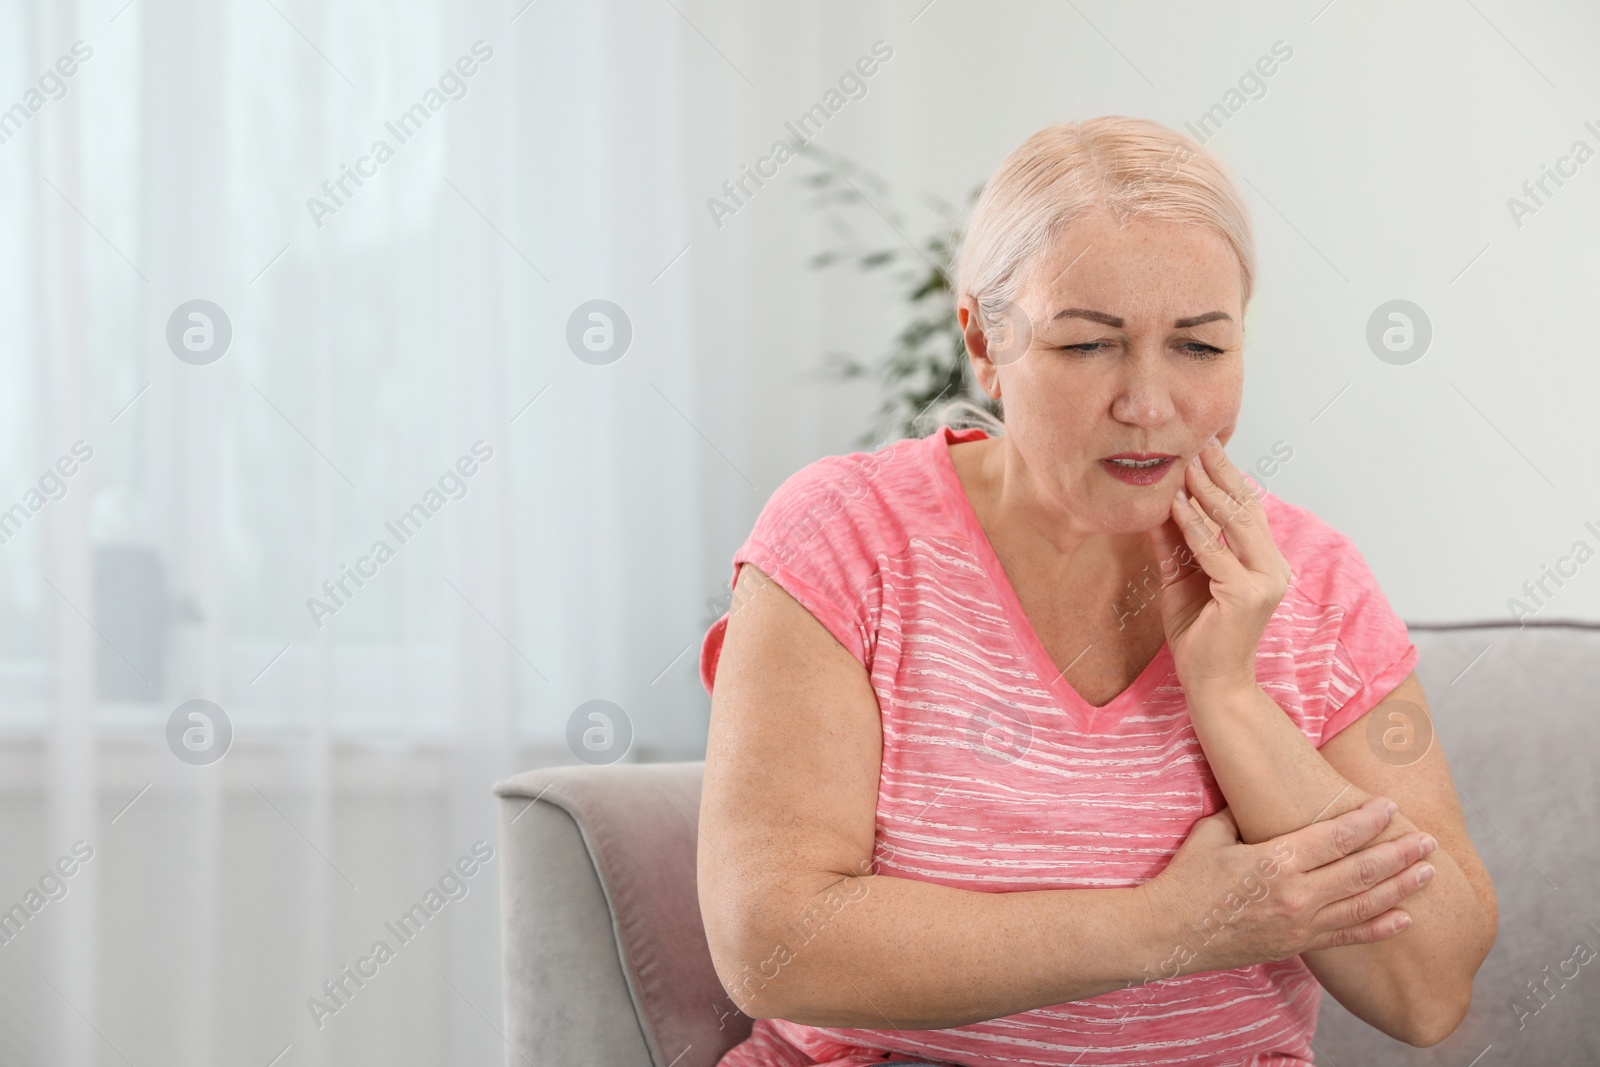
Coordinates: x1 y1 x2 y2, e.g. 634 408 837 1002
1148 435 1293 705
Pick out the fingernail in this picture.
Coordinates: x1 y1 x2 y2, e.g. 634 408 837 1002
1420 835 1437 854
1189 454 1203 470
1395 913 1412 929
1175 488 1189 508
1384 801 1398 817
1206 434 1221 449
1417 864 1435 884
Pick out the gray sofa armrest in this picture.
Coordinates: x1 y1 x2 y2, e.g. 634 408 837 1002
495 761 752 1067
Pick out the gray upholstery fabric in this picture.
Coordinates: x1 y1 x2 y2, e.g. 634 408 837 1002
497 623 1599 1067
496 793 657 1066
495 761 751 1067
1311 622 1600 1065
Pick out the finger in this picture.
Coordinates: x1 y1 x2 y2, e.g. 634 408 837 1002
1302 908 1413 951
1189 442 1277 573
1186 484 1228 549
1306 830 1436 902
1314 856 1436 931
1175 475 1226 547
1193 443 1276 574
1184 458 1241 546
1196 436 1264 516
1148 514 1200 584
1172 489 1250 586
1182 468 1238 563
1277 796 1396 872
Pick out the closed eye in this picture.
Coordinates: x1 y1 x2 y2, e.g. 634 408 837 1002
1058 341 1225 359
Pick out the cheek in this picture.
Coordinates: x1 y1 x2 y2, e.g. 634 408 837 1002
1181 368 1242 425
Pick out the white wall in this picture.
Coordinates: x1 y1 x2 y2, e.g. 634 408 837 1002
783 0 1600 627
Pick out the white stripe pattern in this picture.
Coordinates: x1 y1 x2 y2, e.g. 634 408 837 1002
703 427 1419 1067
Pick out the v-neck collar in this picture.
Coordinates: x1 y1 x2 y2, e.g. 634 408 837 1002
925 425 1172 729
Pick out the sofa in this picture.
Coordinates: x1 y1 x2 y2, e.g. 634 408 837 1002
494 621 1600 1066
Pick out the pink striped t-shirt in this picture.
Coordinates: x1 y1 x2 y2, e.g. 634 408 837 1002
699 425 1420 1067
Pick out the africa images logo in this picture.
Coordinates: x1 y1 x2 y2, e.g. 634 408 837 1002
305 841 495 1030
305 41 494 229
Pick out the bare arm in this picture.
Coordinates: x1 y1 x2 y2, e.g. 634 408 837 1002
697 563 1428 1028
1165 438 1499 1046
1185 675 1497 1045
698 562 1172 1028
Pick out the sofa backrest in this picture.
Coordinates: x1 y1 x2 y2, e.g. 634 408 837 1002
1311 622 1600 1064
496 622 1600 1066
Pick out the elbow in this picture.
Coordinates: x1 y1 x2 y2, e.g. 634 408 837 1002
701 887 818 1023
1395 894 1496 1047
1395 985 1472 1048
706 926 853 1024
706 934 849 1025
702 895 796 1020
701 877 873 1025
1402 893 1497 1046
707 939 800 1021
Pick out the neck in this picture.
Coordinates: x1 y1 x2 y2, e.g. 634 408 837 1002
963 432 1159 589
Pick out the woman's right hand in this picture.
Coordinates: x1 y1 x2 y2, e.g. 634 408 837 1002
1140 795 1437 980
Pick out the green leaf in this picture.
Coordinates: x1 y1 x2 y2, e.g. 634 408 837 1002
798 146 975 445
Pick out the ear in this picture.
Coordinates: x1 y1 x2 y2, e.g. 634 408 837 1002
958 294 1002 400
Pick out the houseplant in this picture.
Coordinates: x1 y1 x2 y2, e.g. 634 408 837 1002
798 143 1001 449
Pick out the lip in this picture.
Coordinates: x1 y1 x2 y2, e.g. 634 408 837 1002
1098 454 1177 486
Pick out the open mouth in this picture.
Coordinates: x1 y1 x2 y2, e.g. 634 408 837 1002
1099 453 1177 486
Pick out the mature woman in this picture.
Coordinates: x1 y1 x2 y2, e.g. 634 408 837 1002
695 117 1496 1066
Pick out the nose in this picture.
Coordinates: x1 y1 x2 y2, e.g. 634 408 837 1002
1109 351 1175 428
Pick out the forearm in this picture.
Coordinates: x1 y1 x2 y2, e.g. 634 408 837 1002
716 871 1168 1029
1186 684 1493 1042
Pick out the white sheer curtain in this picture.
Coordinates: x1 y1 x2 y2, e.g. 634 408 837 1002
0 0 881 1062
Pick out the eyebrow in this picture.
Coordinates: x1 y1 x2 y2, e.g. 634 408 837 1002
1050 308 1233 329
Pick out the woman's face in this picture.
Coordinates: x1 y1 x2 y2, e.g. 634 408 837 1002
962 207 1246 536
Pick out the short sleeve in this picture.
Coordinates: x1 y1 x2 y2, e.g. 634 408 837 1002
699 455 885 696
1312 536 1421 746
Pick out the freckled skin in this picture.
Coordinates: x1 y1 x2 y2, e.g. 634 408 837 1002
958 206 1246 548
948 207 1252 702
